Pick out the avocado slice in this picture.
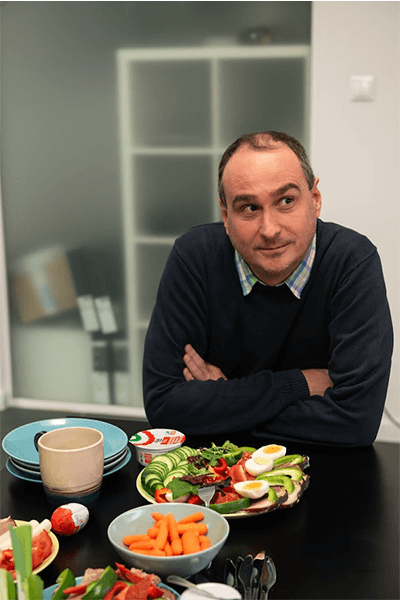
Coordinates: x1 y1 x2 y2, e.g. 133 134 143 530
266 466 304 482
256 474 295 494
273 454 304 468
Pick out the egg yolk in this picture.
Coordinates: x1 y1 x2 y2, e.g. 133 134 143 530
254 456 272 465
262 445 283 454
243 482 264 490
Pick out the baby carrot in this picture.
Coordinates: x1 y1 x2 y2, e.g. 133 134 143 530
164 541 173 556
128 540 155 551
182 530 201 555
123 533 151 546
155 518 168 550
171 537 183 556
177 512 205 524
151 512 168 521
133 548 166 556
177 523 208 535
166 512 179 542
199 535 211 550
147 526 159 539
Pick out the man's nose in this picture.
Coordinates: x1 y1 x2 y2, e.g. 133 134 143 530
259 210 282 239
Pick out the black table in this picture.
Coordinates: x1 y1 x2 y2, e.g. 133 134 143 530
1 415 399 600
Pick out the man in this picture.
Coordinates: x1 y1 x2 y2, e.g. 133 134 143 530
143 131 393 446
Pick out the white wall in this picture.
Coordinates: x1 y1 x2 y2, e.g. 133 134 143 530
310 1 399 442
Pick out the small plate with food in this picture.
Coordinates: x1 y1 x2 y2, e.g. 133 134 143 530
0 518 59 577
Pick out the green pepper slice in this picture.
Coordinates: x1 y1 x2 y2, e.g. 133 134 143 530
51 568 76 600
81 566 117 599
209 497 251 514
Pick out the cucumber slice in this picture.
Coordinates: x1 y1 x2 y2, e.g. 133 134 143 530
209 497 252 514
179 446 198 458
149 453 176 471
163 461 191 487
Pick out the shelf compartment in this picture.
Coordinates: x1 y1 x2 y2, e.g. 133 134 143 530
132 154 215 237
218 58 308 147
129 60 212 147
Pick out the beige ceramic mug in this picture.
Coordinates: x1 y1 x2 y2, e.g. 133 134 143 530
35 427 104 505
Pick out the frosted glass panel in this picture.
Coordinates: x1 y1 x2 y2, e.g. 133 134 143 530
130 61 211 146
136 244 172 321
219 59 307 146
133 155 214 236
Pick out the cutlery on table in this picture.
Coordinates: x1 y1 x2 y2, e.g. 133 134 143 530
237 554 254 600
166 575 232 599
260 556 277 600
234 555 244 595
251 551 266 600
223 558 237 588
198 485 216 508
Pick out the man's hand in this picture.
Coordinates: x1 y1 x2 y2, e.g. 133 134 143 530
301 368 333 396
183 344 227 382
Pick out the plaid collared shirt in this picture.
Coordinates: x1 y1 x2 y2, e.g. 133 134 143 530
235 233 316 299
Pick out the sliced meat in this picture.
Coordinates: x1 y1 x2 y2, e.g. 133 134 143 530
0 517 16 536
81 568 105 584
279 481 304 509
243 496 279 514
229 463 248 485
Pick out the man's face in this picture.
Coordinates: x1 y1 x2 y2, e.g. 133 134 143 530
219 144 322 286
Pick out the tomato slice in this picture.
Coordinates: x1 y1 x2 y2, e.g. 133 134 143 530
32 530 52 569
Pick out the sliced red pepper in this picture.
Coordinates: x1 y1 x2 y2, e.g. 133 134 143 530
147 585 164 599
63 583 88 595
104 581 128 600
188 494 203 505
115 563 142 583
213 457 229 476
154 487 171 503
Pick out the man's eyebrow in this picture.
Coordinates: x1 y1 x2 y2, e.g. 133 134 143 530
232 194 257 206
272 183 301 196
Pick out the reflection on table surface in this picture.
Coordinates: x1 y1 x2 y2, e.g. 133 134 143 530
1 411 399 600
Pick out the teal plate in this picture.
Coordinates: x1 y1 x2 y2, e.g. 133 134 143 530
6 448 131 483
42 575 181 600
2 418 128 465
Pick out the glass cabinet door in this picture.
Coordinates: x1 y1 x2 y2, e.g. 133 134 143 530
0 1 311 414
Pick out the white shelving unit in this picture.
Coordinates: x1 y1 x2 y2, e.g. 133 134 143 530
117 44 311 407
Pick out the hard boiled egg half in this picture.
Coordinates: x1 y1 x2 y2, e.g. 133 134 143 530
234 480 269 500
252 444 286 462
245 455 274 477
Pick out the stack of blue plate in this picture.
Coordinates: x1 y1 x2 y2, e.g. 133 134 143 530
2 418 131 483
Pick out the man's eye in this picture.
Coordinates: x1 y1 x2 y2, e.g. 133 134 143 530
242 204 258 212
280 197 293 207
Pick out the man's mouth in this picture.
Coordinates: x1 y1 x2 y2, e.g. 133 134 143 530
256 242 290 251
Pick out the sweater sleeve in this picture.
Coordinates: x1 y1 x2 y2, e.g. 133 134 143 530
143 239 309 436
256 249 393 447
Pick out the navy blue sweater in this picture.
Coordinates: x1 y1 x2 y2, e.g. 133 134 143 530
143 220 393 446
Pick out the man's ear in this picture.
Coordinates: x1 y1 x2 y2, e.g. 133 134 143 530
312 177 322 218
218 197 229 235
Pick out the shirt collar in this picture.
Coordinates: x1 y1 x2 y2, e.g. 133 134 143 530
235 233 316 299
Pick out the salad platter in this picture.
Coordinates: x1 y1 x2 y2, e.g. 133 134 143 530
137 440 310 519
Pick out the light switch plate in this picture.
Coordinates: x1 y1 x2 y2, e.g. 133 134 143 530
350 75 376 101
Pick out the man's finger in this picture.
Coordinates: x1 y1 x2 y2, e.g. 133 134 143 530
183 367 194 381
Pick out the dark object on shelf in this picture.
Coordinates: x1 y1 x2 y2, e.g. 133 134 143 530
240 27 274 45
